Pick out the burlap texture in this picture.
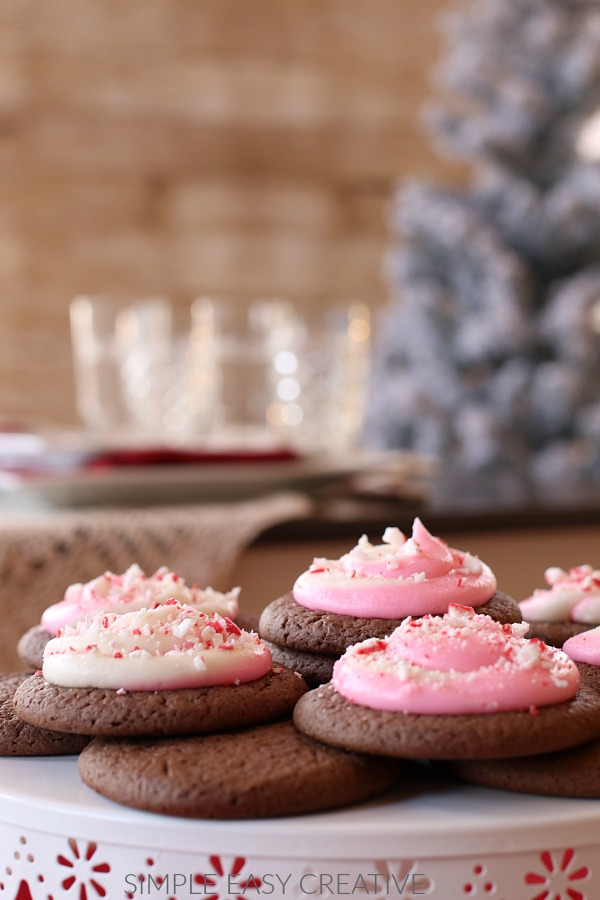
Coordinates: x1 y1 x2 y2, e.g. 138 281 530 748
0 491 311 670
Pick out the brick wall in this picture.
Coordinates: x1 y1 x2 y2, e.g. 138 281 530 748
0 0 463 427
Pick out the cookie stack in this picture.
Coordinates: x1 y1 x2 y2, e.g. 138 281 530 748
8 523 600 818
256 521 600 802
259 518 522 685
0 671 90 757
3 564 250 758
292 603 600 798
11 598 401 818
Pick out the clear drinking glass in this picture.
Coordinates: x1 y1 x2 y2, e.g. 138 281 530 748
70 295 173 441
190 296 291 444
265 303 372 453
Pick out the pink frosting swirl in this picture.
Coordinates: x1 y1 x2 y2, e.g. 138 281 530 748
563 626 600 666
292 518 497 618
520 565 600 625
332 604 580 714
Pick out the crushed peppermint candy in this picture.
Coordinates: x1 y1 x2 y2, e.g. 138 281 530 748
42 600 272 692
292 518 497 619
45 603 253 660
331 604 580 715
41 563 241 634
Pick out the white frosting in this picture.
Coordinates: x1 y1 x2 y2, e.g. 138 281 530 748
519 565 600 625
42 601 271 691
41 564 240 634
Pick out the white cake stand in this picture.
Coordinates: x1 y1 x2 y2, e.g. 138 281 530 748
0 756 598 899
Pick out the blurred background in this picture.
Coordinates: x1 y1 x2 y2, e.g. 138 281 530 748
0 0 461 429
1 0 600 666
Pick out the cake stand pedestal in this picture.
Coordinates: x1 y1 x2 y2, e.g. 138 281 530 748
0 756 598 899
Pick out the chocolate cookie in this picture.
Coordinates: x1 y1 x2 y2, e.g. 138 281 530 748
577 661 600 693
259 590 521 656
0 672 89 756
293 682 600 760
78 719 403 818
524 620 590 647
17 625 52 670
262 639 336 687
13 665 307 738
445 740 600 798
477 591 524 624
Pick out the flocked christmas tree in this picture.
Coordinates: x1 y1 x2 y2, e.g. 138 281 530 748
367 0 600 496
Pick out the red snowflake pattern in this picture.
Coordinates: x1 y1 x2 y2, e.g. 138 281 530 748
56 839 110 898
525 848 590 900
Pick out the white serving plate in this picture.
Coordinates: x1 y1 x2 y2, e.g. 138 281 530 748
0 450 418 509
0 756 598 899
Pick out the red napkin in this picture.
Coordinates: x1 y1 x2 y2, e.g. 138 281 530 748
84 446 299 470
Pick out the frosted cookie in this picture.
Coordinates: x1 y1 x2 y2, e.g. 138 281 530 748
260 519 520 685
292 520 501 618
14 602 306 737
445 619 600 796
519 565 600 647
78 719 403 819
0 672 89 756
18 563 242 669
293 605 600 759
